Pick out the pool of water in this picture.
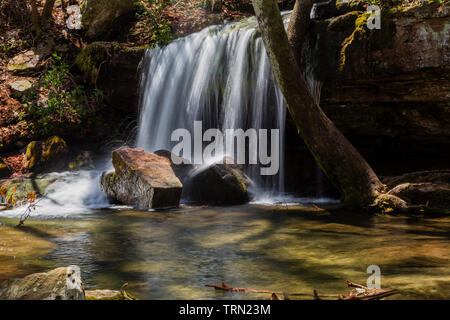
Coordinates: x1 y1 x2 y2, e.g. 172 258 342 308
0 204 449 299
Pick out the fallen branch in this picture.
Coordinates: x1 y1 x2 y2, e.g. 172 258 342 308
205 281 339 298
339 281 398 300
205 281 399 300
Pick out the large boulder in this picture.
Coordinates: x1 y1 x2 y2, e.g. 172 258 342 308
0 266 85 300
100 147 183 209
81 0 136 38
23 136 69 172
187 157 253 205
154 149 195 183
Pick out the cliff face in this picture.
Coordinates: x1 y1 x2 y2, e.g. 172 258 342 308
285 2 450 195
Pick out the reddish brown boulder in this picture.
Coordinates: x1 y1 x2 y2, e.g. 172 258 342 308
101 147 182 209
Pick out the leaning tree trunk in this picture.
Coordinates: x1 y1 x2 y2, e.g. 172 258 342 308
252 0 386 207
286 0 314 64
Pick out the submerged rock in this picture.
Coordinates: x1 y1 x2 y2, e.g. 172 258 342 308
187 157 253 205
0 266 85 300
101 147 182 209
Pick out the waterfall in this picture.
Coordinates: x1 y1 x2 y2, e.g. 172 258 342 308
137 14 297 196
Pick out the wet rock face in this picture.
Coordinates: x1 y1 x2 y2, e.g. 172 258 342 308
0 266 85 300
186 157 253 205
285 2 450 195
101 147 183 209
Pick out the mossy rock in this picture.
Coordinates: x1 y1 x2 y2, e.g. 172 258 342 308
75 42 113 84
2 175 58 202
81 0 137 38
0 159 11 179
23 141 43 170
23 137 68 172
41 136 68 164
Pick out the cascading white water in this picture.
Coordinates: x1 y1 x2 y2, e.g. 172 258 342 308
0 13 334 218
137 14 296 195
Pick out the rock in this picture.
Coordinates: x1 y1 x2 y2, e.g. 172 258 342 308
101 147 183 209
203 0 222 12
382 170 450 189
76 42 145 113
23 136 69 172
0 159 11 179
68 151 95 170
9 80 35 99
7 50 39 73
0 266 85 300
1 174 58 202
187 157 253 205
388 182 450 209
81 0 137 38
85 289 136 300
154 149 195 182
372 194 408 214
23 141 42 170
285 2 450 195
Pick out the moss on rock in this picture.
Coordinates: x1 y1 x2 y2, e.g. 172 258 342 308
81 0 137 38
75 42 112 84
23 136 68 172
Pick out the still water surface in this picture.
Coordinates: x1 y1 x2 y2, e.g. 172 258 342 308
0 205 449 299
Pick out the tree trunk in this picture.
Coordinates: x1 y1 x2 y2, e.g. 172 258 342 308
41 0 56 23
29 0 41 33
251 0 386 207
286 0 314 64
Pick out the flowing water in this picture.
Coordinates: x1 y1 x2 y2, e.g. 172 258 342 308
0 206 449 299
0 16 449 300
137 14 298 194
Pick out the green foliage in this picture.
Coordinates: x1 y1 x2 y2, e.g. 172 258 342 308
135 0 173 46
21 53 88 135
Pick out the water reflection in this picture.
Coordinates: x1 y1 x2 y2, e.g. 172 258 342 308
0 205 449 299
